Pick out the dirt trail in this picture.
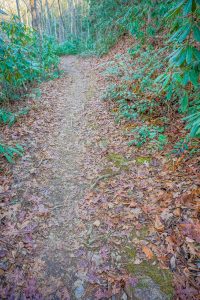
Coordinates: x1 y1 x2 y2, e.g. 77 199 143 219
32 56 93 296
4 56 173 299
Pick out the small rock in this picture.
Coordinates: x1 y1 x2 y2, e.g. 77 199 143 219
74 279 83 288
74 285 85 299
160 209 173 222
0 261 9 271
30 168 36 175
133 276 169 300
92 254 103 266
185 237 195 243
131 208 142 217
108 203 114 209
134 258 142 265
0 249 7 258
169 255 176 271
93 220 100 227
121 292 128 300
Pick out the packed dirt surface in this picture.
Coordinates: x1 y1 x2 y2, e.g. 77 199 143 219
31 57 92 295
2 52 199 299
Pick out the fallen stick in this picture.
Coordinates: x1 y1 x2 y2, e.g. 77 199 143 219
90 171 120 189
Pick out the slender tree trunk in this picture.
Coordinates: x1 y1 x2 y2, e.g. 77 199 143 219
57 0 66 40
67 0 73 37
30 0 39 30
54 17 57 40
45 0 52 35
39 0 44 33
58 0 65 29
16 0 21 21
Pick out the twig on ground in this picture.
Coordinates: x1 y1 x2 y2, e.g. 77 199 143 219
90 171 120 189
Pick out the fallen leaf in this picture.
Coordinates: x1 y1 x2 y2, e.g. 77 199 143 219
129 200 137 208
154 215 164 232
185 237 195 243
142 245 154 260
173 207 181 217
0 269 5 276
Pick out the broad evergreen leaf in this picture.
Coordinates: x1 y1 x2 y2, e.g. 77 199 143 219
4 153 14 163
189 70 199 85
183 0 193 15
193 25 200 42
177 24 191 43
183 71 190 85
175 48 187 66
193 48 200 60
165 1 185 20
180 93 189 112
186 46 193 64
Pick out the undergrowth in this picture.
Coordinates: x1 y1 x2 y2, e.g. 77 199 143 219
0 18 59 164
101 0 200 158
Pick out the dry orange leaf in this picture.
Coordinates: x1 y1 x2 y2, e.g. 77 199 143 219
129 200 137 208
142 245 154 260
154 215 164 232
173 207 181 217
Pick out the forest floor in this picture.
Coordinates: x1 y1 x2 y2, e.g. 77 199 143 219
0 40 199 300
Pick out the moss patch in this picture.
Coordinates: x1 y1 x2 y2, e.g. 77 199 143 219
107 152 128 168
127 261 173 297
100 167 116 176
86 84 95 101
135 156 152 165
130 226 149 240
125 246 137 259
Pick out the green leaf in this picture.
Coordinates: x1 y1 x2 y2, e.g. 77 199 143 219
183 71 190 85
162 74 171 90
4 153 14 163
180 94 189 112
165 1 185 20
15 144 23 152
158 134 168 143
172 72 182 83
175 49 187 66
193 48 200 61
183 0 193 15
190 123 200 137
186 46 193 64
193 25 200 42
154 73 165 83
189 70 199 85
192 0 197 11
168 47 183 62
178 25 191 43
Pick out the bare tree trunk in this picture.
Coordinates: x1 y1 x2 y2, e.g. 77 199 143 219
45 0 52 35
30 0 39 30
67 0 73 37
57 0 66 41
39 0 44 33
15 0 21 21
57 0 65 29
54 17 57 40
72 0 77 38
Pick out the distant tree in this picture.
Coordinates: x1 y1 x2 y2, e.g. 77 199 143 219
30 0 39 29
15 0 21 21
